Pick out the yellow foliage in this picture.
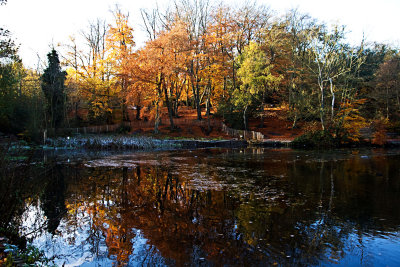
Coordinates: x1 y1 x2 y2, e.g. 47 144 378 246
335 98 368 142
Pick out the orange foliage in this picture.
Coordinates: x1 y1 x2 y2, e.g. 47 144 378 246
372 118 388 145
335 98 368 142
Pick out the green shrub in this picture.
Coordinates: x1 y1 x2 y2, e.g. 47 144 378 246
4 243 55 266
291 130 339 148
116 124 131 134
222 112 245 130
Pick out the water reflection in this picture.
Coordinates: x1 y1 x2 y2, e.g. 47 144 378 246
9 148 400 266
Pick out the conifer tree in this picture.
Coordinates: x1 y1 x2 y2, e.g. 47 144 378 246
41 49 67 129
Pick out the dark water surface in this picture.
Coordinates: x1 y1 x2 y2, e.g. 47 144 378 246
15 148 400 266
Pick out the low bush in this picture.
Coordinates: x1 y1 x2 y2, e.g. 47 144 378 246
291 130 339 148
116 124 131 134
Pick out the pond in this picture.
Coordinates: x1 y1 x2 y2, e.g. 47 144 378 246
6 148 400 266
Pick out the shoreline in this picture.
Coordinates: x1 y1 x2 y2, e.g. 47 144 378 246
42 135 249 151
4 134 400 154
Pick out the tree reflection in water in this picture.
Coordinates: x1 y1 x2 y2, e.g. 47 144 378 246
8 148 400 266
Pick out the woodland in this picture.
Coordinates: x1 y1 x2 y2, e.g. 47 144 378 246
1 0 400 145
2 1 400 265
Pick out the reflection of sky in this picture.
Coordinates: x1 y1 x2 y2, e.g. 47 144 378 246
21 203 110 266
21 200 400 266
20 202 168 266
337 232 400 267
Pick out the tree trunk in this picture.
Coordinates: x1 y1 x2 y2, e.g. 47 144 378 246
397 90 400 112
232 61 236 91
163 82 175 129
122 102 129 122
135 105 141 120
154 79 162 134
190 75 202 120
330 78 335 120
189 61 202 120
206 97 211 134
154 98 160 134
186 82 190 107
292 110 298 129
319 82 325 131
195 82 202 121
206 97 211 117
243 105 248 131
173 100 179 118
259 89 266 128
386 87 389 119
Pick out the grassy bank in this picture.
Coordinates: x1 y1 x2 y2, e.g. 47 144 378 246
44 135 248 150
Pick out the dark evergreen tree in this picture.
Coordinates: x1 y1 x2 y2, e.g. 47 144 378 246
41 49 66 129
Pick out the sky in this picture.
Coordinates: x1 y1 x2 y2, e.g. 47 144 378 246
1 0 399 69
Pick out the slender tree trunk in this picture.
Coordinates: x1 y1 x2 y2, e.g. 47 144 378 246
396 90 400 112
173 79 184 117
260 89 266 128
154 78 162 134
232 61 236 91
292 109 298 129
190 77 202 120
189 61 202 120
206 97 211 134
330 78 335 121
173 100 179 118
205 80 212 117
243 105 248 131
154 97 160 134
185 82 190 107
191 75 202 121
206 97 211 117
319 81 325 131
195 82 202 121
135 105 141 120
122 102 128 122
163 82 175 129
386 87 389 119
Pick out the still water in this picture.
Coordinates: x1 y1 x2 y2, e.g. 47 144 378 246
16 148 400 266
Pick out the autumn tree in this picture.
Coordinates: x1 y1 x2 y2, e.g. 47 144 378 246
64 19 127 124
374 54 400 119
72 20 115 123
63 36 82 126
206 5 235 106
127 22 190 132
172 0 211 120
232 1 272 55
307 25 365 130
106 7 135 122
277 10 319 128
